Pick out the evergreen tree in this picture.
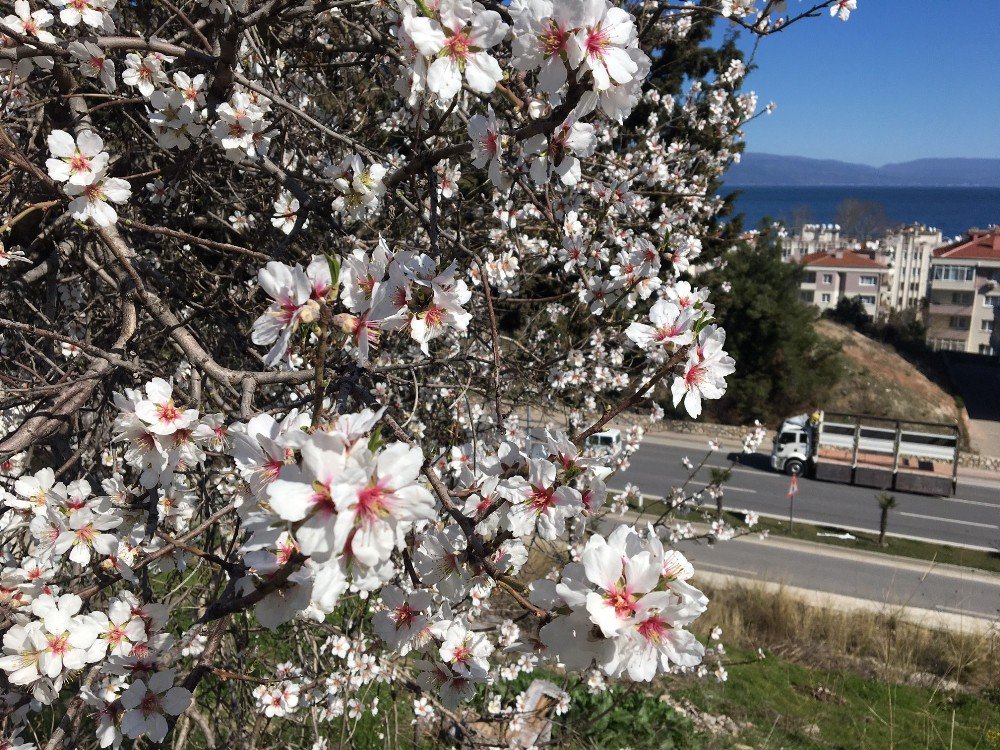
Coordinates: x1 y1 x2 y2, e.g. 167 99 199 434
699 226 842 423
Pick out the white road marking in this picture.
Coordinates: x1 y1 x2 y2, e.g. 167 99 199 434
942 496 1000 508
898 511 998 530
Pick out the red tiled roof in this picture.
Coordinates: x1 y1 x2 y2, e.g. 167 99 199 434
799 251 886 270
933 230 1000 260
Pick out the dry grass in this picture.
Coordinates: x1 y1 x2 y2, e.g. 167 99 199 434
692 581 999 692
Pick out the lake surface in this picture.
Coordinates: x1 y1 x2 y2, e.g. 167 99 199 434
724 186 1000 239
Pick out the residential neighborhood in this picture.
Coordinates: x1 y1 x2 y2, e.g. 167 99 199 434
779 223 1000 356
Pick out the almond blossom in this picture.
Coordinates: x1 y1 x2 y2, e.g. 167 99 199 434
120 669 192 743
625 299 697 351
331 442 436 567
63 170 131 227
568 0 641 92
671 324 736 418
404 0 509 100
49 0 115 28
46 130 109 186
132 378 198 437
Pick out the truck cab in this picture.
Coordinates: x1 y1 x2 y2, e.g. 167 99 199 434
770 414 813 476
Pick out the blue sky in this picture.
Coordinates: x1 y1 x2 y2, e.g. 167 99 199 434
727 1 1000 165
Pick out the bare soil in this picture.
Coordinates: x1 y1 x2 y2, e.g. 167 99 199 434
816 320 960 425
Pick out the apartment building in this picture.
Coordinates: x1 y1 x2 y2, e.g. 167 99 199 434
798 250 887 318
781 223 842 262
877 224 942 313
926 230 1000 355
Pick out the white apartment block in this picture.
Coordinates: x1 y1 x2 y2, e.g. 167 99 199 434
781 223 842 263
877 224 942 314
926 230 1000 355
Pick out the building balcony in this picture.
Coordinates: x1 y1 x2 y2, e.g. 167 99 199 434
928 278 977 291
926 303 974 316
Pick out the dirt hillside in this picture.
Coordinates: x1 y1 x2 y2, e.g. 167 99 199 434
816 320 960 425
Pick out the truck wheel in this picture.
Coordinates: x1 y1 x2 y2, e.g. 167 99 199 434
785 459 804 476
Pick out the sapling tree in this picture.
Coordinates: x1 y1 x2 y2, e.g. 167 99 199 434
0 0 857 747
876 491 896 547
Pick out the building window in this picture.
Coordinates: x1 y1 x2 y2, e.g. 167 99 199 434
949 316 970 330
979 345 995 356
804 272 816 284
859 275 878 286
799 291 814 304
932 265 974 282
951 292 974 305
984 295 1000 307
933 339 965 352
821 293 831 303
859 295 876 306
982 320 994 332
822 274 833 284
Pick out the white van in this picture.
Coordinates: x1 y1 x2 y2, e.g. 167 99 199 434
584 429 623 457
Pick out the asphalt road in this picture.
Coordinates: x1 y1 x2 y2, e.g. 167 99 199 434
674 532 1000 624
612 437 1000 551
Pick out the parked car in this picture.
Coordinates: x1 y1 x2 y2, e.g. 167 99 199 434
584 429 623 458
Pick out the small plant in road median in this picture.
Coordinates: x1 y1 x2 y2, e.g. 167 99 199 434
876 492 897 546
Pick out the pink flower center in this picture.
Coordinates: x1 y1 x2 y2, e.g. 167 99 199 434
421 305 445 329
73 524 97 545
47 633 70 655
156 402 182 424
310 481 336 515
528 485 556 512
140 689 163 716
636 613 670 642
585 28 610 60
83 183 106 202
684 363 706 386
356 481 390 523
482 129 498 156
540 20 569 56
394 603 416 630
443 30 472 61
604 585 637 618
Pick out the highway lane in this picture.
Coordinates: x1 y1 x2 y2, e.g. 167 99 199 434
673 532 1000 623
613 439 1000 551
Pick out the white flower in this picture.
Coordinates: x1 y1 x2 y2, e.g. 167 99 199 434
830 0 857 21
63 171 131 227
120 669 193 743
670 325 735 419
5 1 56 44
567 0 640 92
511 0 583 95
502 459 582 540
330 442 436 567
404 0 509 100
46 130 109 186
50 0 115 28
271 190 300 234
53 508 121 565
625 300 697 351
467 107 509 189
68 40 116 91
121 52 167 98
132 378 198 436
250 261 315 366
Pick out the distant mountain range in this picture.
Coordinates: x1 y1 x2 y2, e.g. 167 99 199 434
725 153 1000 187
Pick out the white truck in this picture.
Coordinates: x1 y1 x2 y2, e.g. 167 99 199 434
770 412 960 496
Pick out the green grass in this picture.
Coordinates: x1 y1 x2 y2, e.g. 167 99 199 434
626 498 1000 574
673 645 1000 750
